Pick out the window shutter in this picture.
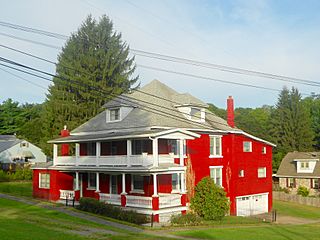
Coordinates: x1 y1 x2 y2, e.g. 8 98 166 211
286 178 288 187
293 178 296 188
310 179 313 189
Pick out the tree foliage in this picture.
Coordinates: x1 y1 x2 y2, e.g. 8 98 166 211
190 177 229 220
41 15 138 154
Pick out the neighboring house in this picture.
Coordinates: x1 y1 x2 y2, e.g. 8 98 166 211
277 152 320 196
32 80 274 222
0 135 47 165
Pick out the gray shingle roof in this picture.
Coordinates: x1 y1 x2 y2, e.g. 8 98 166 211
277 152 320 177
0 135 22 152
72 79 234 135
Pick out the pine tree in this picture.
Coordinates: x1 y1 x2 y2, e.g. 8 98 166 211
270 87 314 171
42 15 138 154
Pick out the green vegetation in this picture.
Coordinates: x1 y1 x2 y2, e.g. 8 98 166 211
0 168 32 182
297 186 310 197
170 213 202 226
77 197 149 224
190 177 229 220
173 223 320 240
0 181 32 197
273 200 320 219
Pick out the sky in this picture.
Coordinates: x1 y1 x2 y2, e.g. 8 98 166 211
0 0 320 108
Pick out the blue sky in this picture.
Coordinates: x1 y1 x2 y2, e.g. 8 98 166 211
0 0 320 108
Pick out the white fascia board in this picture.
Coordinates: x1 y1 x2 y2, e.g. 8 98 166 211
293 159 319 162
276 175 319 178
71 127 152 136
228 130 276 147
153 128 200 139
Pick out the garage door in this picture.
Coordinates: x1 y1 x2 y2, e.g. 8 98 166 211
236 193 268 216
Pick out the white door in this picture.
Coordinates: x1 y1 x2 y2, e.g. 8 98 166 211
236 193 268 216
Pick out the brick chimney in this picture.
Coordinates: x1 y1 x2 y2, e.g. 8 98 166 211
60 125 70 156
227 96 235 128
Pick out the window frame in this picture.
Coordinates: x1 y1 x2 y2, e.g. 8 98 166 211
171 173 180 193
258 167 266 178
239 169 244 178
287 178 295 188
262 146 267 154
300 161 310 170
107 108 121 122
88 173 97 189
110 175 118 194
209 135 222 158
312 178 319 189
131 175 144 193
39 173 50 189
243 141 252 152
209 166 223 187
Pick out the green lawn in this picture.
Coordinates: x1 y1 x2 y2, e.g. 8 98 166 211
0 181 32 197
173 223 320 240
273 200 320 219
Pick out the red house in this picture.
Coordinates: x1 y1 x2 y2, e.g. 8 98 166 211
32 80 274 222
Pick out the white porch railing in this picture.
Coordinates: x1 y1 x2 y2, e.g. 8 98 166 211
99 193 121 205
55 156 75 166
129 154 153 166
99 156 127 166
126 195 153 208
59 190 75 199
77 156 96 166
159 194 181 208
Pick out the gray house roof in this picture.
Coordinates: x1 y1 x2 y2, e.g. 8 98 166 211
0 135 22 153
277 152 320 178
72 80 233 135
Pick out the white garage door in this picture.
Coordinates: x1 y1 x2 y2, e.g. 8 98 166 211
236 193 268 216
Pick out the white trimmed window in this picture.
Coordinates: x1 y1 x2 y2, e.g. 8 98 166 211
110 175 118 194
107 108 120 122
258 167 266 178
239 170 244 177
88 173 96 189
312 179 319 189
39 173 50 189
209 166 223 187
132 175 144 192
300 162 310 170
243 141 252 152
209 136 222 157
262 146 266 154
172 173 180 192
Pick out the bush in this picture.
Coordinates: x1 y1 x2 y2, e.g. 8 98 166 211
77 197 148 224
170 213 202 226
190 177 229 220
297 186 309 197
0 170 9 182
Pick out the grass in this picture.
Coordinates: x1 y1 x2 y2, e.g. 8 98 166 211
273 200 320 219
0 181 32 197
173 223 320 240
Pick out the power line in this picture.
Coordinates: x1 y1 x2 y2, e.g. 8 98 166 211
0 20 317 87
0 59 226 130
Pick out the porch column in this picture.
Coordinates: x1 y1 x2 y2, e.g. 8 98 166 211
152 138 159 167
179 139 184 166
96 142 101 167
121 173 127 207
152 173 158 196
127 140 131 166
75 171 79 190
95 172 100 193
53 144 58 164
75 143 80 166
180 172 186 193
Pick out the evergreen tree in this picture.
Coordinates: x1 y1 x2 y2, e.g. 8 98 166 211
270 87 314 171
0 99 23 134
42 15 138 154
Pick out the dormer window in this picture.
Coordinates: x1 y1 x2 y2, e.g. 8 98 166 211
107 108 121 122
190 108 201 120
300 162 310 170
295 159 318 173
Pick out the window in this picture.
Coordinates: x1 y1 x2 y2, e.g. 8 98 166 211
312 179 319 189
39 173 50 189
20 142 29 148
258 167 266 178
132 175 144 192
287 178 295 188
108 108 120 122
131 140 152 155
239 170 244 177
110 175 118 194
243 141 252 152
190 108 201 120
262 146 266 154
210 166 223 187
172 173 180 191
209 136 222 157
301 162 310 169
88 173 96 189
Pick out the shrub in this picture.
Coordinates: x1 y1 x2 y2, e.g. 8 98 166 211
77 197 148 224
190 177 229 220
297 186 309 197
170 213 202 226
0 170 9 182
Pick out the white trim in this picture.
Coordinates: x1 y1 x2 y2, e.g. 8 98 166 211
236 192 269 199
106 107 121 123
209 135 223 157
109 174 118 194
258 167 267 178
243 141 252 152
209 166 223 187
293 159 319 162
39 173 50 189
130 175 145 194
